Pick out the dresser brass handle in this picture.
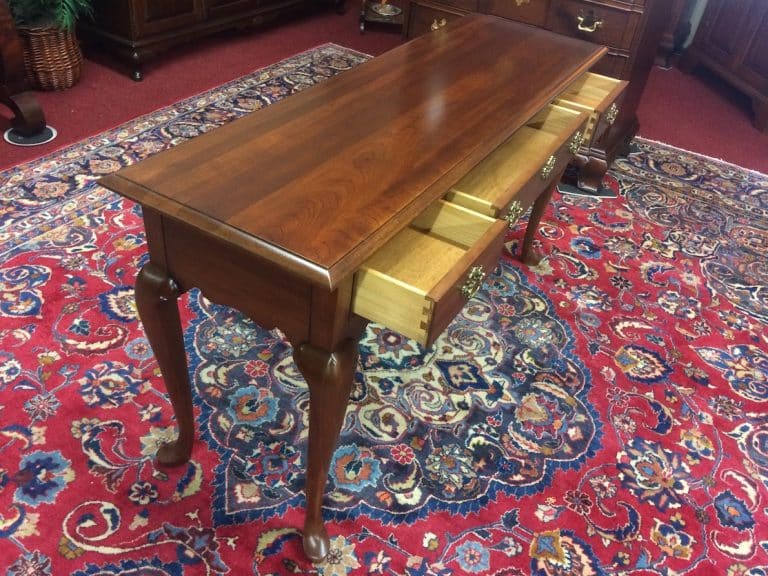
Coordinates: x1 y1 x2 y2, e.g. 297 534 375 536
459 266 486 299
506 200 525 229
605 103 619 125
540 155 557 180
576 15 603 33
569 131 584 154
431 18 447 31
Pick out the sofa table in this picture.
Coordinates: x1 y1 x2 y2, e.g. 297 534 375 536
100 15 618 562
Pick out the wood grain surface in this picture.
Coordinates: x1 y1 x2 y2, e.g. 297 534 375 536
101 15 605 289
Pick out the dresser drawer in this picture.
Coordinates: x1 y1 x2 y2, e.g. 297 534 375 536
406 1 467 37
548 0 640 52
554 72 628 148
591 51 630 80
430 0 477 10
484 0 549 27
352 200 507 347
445 104 588 224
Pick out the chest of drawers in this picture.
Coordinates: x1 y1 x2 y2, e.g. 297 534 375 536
79 0 336 81
681 0 768 132
404 0 671 192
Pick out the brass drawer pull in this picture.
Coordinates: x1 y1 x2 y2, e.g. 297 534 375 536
606 103 619 125
576 14 603 33
569 131 584 154
506 200 525 229
431 18 447 31
459 265 486 299
540 155 557 180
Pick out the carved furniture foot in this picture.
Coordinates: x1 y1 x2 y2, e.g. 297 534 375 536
576 156 609 193
294 338 359 562
135 262 194 466
2 91 46 136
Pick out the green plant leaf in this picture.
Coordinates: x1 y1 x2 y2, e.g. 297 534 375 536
8 0 92 29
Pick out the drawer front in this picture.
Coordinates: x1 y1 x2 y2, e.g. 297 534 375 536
548 0 640 52
352 200 507 348
554 72 628 148
406 1 467 38
135 0 204 36
500 130 579 228
430 0 478 10
591 51 630 80
483 0 549 27
206 0 255 20
446 105 588 220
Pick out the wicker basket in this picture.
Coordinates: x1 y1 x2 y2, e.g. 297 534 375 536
17 25 83 91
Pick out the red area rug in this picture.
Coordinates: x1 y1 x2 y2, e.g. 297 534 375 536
1 44 768 576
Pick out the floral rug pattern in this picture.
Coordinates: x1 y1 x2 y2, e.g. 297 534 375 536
1 44 767 575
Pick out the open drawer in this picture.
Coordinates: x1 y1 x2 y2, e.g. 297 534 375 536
351 200 507 347
445 104 588 227
554 72 628 148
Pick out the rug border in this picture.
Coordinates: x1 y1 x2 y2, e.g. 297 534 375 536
634 136 768 179
0 42 372 179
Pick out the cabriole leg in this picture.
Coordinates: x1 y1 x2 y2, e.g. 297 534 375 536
135 262 194 466
294 338 359 562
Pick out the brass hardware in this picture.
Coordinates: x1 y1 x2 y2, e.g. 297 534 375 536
431 18 447 31
569 131 584 154
506 200 525 229
606 103 619 125
459 266 486 300
576 14 603 33
515 0 530 5
540 155 557 180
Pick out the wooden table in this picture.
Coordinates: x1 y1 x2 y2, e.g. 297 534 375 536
100 15 607 562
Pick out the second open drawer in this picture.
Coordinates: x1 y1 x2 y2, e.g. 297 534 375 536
351 199 507 348
444 103 588 226
554 71 628 148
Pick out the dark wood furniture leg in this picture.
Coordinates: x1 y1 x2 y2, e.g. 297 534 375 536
0 0 47 136
130 50 144 82
135 262 195 466
521 181 558 266
1 90 45 136
753 98 768 133
294 339 359 562
576 156 609 193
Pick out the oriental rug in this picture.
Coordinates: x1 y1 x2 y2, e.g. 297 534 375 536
1 43 767 576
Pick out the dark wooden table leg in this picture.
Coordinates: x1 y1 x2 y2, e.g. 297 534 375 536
294 338 359 563
135 262 195 466
521 182 557 266
1 0 47 136
2 91 46 136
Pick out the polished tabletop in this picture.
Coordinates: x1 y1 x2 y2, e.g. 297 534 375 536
101 15 605 289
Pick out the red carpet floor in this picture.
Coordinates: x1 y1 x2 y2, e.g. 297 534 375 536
2 46 768 574
637 65 768 175
1 6 767 174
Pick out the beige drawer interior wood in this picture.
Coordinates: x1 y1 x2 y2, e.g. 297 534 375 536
352 200 505 347
554 72 627 143
445 104 588 217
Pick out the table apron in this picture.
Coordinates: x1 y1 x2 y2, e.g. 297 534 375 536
149 212 315 344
